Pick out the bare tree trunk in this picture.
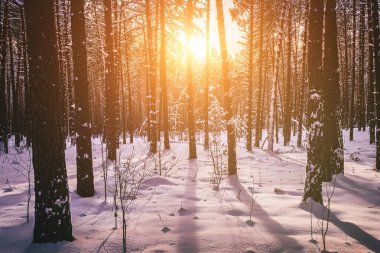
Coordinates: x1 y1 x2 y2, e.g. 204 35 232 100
186 0 197 159
104 0 117 160
145 0 158 153
160 0 170 149
246 0 254 151
216 0 237 175
350 0 356 141
284 2 292 146
25 0 73 242
298 0 309 148
0 0 9 153
255 0 264 148
367 0 375 144
371 0 380 171
323 0 344 180
204 0 210 150
303 0 324 204
70 0 95 197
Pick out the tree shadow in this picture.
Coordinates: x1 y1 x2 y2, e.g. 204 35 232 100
228 175 304 252
299 201 380 252
334 174 379 206
176 159 199 253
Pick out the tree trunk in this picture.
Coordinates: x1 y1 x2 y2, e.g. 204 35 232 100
246 0 254 151
367 0 375 144
24 0 73 242
70 0 95 197
145 0 158 153
358 1 365 131
0 0 9 153
303 0 324 204
104 0 117 160
186 0 197 159
160 0 170 149
323 0 344 180
216 0 237 175
284 3 292 146
297 0 309 148
350 0 356 141
371 0 380 171
204 0 210 150
255 0 264 148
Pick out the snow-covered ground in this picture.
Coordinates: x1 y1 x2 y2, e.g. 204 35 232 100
0 129 379 253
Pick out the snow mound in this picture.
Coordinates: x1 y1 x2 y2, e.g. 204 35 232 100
141 176 177 188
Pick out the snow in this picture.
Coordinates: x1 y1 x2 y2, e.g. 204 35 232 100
0 129 379 252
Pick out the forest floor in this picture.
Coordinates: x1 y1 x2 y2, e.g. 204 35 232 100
0 129 379 253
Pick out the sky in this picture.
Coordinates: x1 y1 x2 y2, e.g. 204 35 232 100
194 0 243 57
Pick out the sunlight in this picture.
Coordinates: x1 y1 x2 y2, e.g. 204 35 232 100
189 35 206 61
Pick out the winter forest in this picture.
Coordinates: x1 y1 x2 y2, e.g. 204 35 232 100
0 0 380 252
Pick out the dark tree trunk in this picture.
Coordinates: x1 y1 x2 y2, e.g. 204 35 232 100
70 0 95 197
303 0 324 204
367 0 375 144
104 0 117 160
24 0 73 242
350 0 356 141
371 0 380 171
343 4 350 129
323 0 344 180
216 0 237 175
358 1 366 131
0 0 9 153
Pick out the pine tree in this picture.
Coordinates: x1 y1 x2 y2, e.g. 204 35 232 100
104 0 117 160
145 0 158 153
186 0 197 159
370 0 380 171
0 0 9 153
216 0 237 175
367 0 375 144
246 0 254 151
323 0 344 179
160 0 170 150
24 0 73 242
284 2 292 147
204 0 210 150
349 0 356 141
70 0 95 197
254 0 264 148
303 0 324 203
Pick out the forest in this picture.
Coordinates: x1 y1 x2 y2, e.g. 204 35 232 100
0 0 379 252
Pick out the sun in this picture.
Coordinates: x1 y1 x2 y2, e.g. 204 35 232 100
189 36 206 61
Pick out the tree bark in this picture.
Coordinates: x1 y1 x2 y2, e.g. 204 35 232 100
186 0 197 159
371 0 380 171
24 0 73 242
323 0 344 180
70 0 95 197
160 0 170 149
246 0 254 151
367 0 375 144
104 0 117 160
350 0 356 141
303 0 324 204
216 0 237 175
